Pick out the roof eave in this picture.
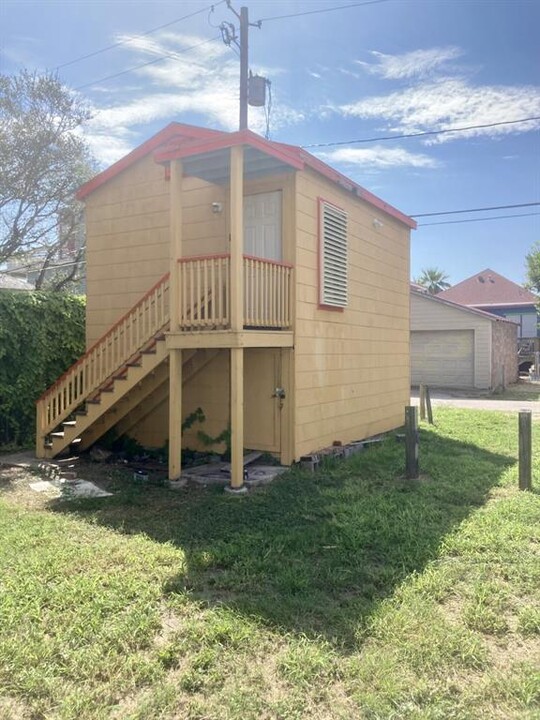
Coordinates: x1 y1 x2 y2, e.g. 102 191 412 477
76 122 225 200
153 129 305 171
411 288 519 324
298 150 417 230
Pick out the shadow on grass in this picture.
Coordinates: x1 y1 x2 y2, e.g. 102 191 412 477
51 424 514 648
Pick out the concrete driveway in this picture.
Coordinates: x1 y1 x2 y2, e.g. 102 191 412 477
410 388 540 416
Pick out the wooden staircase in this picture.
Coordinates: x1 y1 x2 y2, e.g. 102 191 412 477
36 274 217 459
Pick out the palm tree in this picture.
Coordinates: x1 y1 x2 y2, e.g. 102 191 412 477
414 267 451 295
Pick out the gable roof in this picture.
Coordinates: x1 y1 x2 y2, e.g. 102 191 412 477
437 268 538 308
77 123 416 230
411 285 516 325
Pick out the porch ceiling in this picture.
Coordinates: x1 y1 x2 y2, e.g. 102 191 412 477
181 146 294 184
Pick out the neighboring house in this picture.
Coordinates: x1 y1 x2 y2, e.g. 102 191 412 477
0 272 34 291
437 268 539 339
36 123 416 488
411 287 518 390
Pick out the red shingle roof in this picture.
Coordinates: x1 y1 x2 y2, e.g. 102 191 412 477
437 268 537 308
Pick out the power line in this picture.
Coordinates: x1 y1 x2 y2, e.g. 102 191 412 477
302 116 540 148
55 1 224 71
418 212 540 227
257 0 391 23
411 202 540 218
7 257 87 274
74 36 221 91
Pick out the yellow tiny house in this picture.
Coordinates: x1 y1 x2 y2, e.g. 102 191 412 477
36 123 415 489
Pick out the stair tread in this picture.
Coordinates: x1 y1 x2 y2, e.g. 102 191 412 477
40 320 173 459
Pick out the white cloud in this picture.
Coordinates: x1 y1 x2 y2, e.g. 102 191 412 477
83 32 302 165
356 46 463 80
339 78 540 143
85 133 136 167
319 145 440 169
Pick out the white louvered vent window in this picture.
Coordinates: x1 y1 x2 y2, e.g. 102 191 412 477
320 200 348 308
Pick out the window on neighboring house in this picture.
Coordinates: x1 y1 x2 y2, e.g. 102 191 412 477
319 199 348 308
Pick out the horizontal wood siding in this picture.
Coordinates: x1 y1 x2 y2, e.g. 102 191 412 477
411 293 492 388
294 169 411 459
85 153 228 345
131 349 231 450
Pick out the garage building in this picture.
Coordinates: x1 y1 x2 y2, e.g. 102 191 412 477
411 287 518 390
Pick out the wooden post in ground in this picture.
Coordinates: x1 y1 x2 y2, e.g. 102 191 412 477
168 350 183 480
405 405 419 479
419 384 426 421
230 347 245 491
168 159 183 481
425 385 434 425
518 410 532 491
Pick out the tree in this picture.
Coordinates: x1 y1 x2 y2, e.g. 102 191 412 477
414 267 451 295
0 70 95 290
525 242 540 296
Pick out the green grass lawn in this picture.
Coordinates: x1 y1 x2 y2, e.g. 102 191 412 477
1 409 539 720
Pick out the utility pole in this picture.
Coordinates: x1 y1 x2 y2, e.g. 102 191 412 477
239 6 248 130
222 2 261 131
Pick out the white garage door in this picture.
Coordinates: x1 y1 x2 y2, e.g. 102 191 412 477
411 330 474 387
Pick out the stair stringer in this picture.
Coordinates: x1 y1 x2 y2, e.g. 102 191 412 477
59 348 221 454
43 340 169 459
111 348 221 441
76 360 170 451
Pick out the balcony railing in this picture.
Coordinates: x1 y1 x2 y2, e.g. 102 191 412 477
175 254 293 331
178 254 230 330
243 255 292 328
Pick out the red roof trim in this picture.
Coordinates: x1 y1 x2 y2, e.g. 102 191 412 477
298 149 416 229
77 123 416 229
153 129 305 171
76 123 222 200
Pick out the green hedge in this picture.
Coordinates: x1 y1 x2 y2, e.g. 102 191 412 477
0 291 85 447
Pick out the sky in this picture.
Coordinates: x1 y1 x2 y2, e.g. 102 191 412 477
2 0 539 286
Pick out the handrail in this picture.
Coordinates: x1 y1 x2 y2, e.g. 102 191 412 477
242 254 294 269
38 272 170 403
36 273 170 438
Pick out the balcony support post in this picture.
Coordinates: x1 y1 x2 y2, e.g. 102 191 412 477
169 159 183 330
168 159 183 480
229 146 245 490
230 145 244 332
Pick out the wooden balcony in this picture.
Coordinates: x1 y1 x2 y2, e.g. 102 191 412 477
171 254 293 333
36 254 293 455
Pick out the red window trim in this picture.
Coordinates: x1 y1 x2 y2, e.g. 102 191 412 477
317 196 347 312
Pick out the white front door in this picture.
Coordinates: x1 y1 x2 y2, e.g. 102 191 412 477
243 190 282 260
